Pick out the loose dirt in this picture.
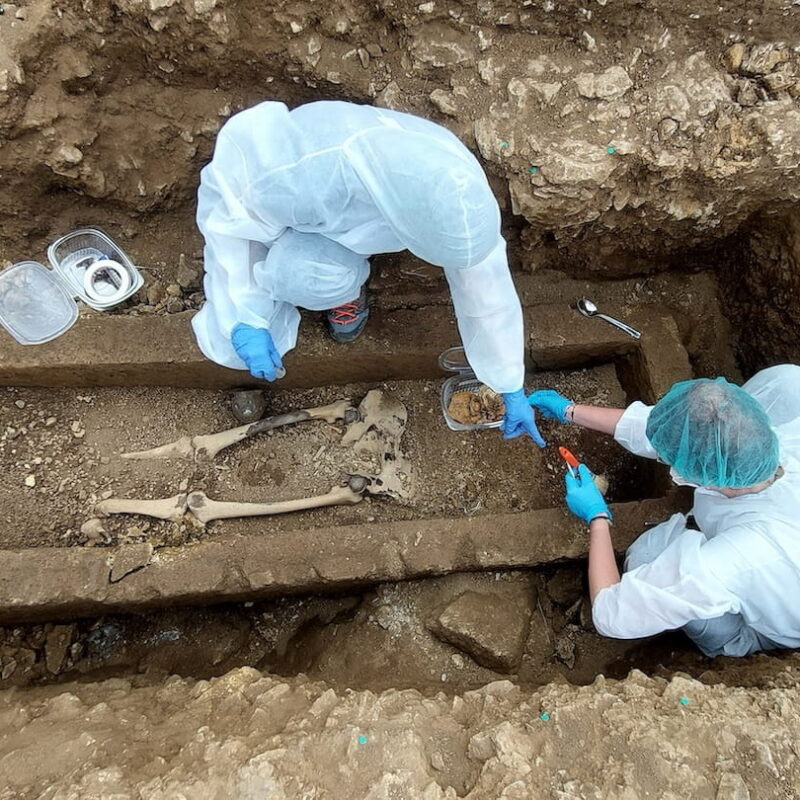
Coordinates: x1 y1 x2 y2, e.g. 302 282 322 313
447 386 505 426
0 365 643 550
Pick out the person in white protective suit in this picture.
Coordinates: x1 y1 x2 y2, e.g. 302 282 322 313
191 100 544 444
527 364 800 657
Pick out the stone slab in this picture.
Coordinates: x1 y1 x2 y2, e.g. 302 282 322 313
529 302 639 369
0 495 685 624
430 589 531 672
631 314 693 403
0 308 462 389
0 302 688 390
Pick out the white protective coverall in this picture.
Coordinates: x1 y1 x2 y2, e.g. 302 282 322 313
593 364 800 657
191 100 525 393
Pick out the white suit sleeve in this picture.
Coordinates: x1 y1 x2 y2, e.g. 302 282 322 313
444 239 525 394
592 528 739 639
191 129 300 369
613 401 660 459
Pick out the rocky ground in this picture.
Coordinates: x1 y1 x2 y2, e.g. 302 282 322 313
0 366 639 549
1 664 799 799
1 0 800 278
2 0 800 796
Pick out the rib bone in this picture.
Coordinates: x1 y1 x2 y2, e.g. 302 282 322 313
95 494 189 522
121 399 355 462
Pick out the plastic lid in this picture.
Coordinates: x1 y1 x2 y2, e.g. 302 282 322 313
0 261 78 345
438 345 471 373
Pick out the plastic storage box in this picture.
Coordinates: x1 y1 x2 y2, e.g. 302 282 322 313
439 345 504 431
0 228 143 345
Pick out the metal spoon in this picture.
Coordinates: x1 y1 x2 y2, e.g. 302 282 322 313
576 297 641 339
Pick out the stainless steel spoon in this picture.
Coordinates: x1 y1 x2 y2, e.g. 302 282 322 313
576 297 641 339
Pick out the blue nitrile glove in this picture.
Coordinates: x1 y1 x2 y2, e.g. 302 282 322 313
526 389 573 423
231 323 284 381
565 463 611 524
502 389 546 447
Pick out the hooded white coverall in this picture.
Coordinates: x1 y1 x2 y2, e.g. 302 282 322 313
191 100 525 393
593 364 800 657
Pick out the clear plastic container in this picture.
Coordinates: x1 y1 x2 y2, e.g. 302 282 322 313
439 345 504 431
0 261 79 345
0 228 142 345
48 228 143 310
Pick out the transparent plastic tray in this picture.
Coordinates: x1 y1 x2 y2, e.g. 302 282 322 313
47 227 143 310
0 261 79 345
439 346 504 431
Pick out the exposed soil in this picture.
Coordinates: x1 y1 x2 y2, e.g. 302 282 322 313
3 1 800 795
0 365 647 550
0 562 775 695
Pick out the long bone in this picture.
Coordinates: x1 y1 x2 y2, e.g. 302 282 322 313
121 399 357 461
95 494 189 522
187 475 367 524
92 476 368 525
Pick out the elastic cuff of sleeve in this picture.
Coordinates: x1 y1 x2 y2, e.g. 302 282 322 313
588 513 612 526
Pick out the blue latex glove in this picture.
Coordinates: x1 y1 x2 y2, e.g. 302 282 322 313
526 389 573 423
502 389 546 447
231 323 284 381
565 463 611 524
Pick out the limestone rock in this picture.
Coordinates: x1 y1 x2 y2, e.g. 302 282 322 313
109 543 154 583
723 43 746 72
429 590 531 672
716 773 750 800
45 625 76 674
176 255 200 289
740 44 788 77
429 88 457 116
146 280 167 306
737 81 759 107
574 66 633 99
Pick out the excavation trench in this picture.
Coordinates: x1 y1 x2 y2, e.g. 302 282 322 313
0 270 778 694
0 25 788 691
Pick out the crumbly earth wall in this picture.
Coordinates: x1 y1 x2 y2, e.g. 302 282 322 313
0 665 797 799
723 206 800 374
1 0 800 273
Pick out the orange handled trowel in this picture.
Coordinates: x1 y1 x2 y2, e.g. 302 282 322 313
558 446 580 479
558 445 609 495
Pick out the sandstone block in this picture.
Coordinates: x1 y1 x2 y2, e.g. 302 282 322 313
429 590 531 672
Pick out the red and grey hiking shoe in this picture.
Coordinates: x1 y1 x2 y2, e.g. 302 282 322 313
326 285 369 343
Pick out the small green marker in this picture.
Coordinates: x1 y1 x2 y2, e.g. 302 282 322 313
607 146 616 154
500 141 509 148
358 734 368 744
679 697 690 706
529 166 538 174
540 712 550 721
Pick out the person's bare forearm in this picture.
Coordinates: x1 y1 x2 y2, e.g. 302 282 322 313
588 518 620 600
569 405 626 436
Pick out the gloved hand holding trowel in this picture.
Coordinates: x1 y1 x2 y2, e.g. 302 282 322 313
558 445 620 605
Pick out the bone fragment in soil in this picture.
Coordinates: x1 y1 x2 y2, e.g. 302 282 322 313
121 399 356 461
95 494 189 522
341 389 415 500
